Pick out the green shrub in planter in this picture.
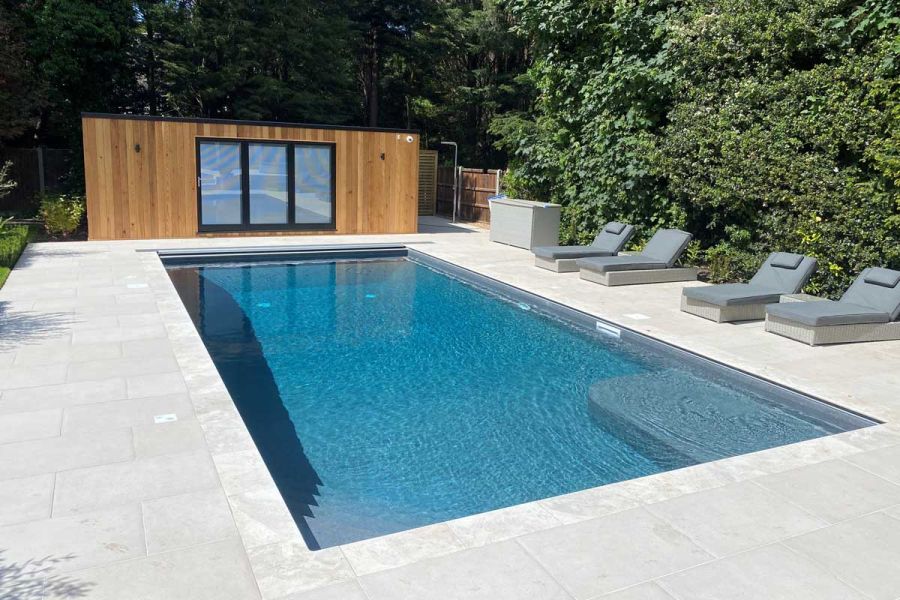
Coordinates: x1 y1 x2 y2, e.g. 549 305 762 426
40 194 85 238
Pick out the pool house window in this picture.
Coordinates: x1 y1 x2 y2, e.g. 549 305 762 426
198 138 335 231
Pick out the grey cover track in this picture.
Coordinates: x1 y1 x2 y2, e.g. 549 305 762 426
532 221 635 260
577 229 692 273
767 268 900 327
684 252 818 307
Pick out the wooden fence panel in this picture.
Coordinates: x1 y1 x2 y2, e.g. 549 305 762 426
436 166 501 224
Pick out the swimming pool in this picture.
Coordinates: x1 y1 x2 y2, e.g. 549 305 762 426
166 248 874 550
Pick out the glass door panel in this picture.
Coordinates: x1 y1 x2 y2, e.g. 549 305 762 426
248 143 289 224
199 141 242 225
294 145 334 224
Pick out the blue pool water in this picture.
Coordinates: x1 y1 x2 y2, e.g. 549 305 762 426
168 255 872 549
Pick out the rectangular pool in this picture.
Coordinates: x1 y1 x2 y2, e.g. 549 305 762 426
166 248 874 549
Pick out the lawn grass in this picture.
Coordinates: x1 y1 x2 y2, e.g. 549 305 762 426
0 266 9 288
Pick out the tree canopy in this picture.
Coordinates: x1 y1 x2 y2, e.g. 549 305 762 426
1 0 529 166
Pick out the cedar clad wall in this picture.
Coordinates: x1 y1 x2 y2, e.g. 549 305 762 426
82 114 420 240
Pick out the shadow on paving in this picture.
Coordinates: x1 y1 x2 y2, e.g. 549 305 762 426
0 550 94 599
0 302 73 353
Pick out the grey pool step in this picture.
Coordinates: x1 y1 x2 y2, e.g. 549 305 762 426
587 369 860 469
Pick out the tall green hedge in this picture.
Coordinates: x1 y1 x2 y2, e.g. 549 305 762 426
495 0 899 296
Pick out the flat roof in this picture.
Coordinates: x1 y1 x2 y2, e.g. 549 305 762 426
81 112 420 135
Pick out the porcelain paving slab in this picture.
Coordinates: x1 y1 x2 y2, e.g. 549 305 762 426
341 523 464 576
142 488 239 554
657 543 867 599
518 507 713 599
0 473 54 526
0 379 129 414
0 408 62 444
0 427 134 481
357 540 572 600
61 393 194 432
753 459 900 523
784 512 900 600
0 504 146 573
48 538 261 600
132 418 207 458
536 482 641 525
843 443 900 484
52 449 221 515
245 543 354 599
645 481 828 557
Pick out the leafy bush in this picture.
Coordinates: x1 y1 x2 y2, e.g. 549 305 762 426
40 194 85 238
498 0 899 297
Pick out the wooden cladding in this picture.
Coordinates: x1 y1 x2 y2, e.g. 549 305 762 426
82 114 420 240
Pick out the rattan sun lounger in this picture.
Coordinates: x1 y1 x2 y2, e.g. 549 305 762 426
533 222 635 272
765 267 900 345
681 252 818 322
577 229 697 286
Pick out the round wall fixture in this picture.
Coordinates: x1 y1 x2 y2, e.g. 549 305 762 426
406 135 414 143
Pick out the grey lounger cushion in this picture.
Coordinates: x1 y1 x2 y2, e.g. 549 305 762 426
683 252 817 307
533 221 635 260
641 229 693 267
766 267 900 326
841 267 900 321
684 283 783 307
748 252 818 292
769 253 804 269
766 300 890 326
576 255 668 273
865 268 900 289
534 246 619 260
577 228 692 273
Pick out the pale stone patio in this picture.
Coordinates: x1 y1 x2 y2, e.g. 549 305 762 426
1 216 899 599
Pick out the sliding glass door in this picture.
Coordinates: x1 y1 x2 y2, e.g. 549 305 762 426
198 138 335 231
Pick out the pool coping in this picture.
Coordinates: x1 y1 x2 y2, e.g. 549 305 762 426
146 241 900 594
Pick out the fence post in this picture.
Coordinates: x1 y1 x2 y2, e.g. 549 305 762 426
495 169 502 195
455 166 462 223
36 147 46 196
